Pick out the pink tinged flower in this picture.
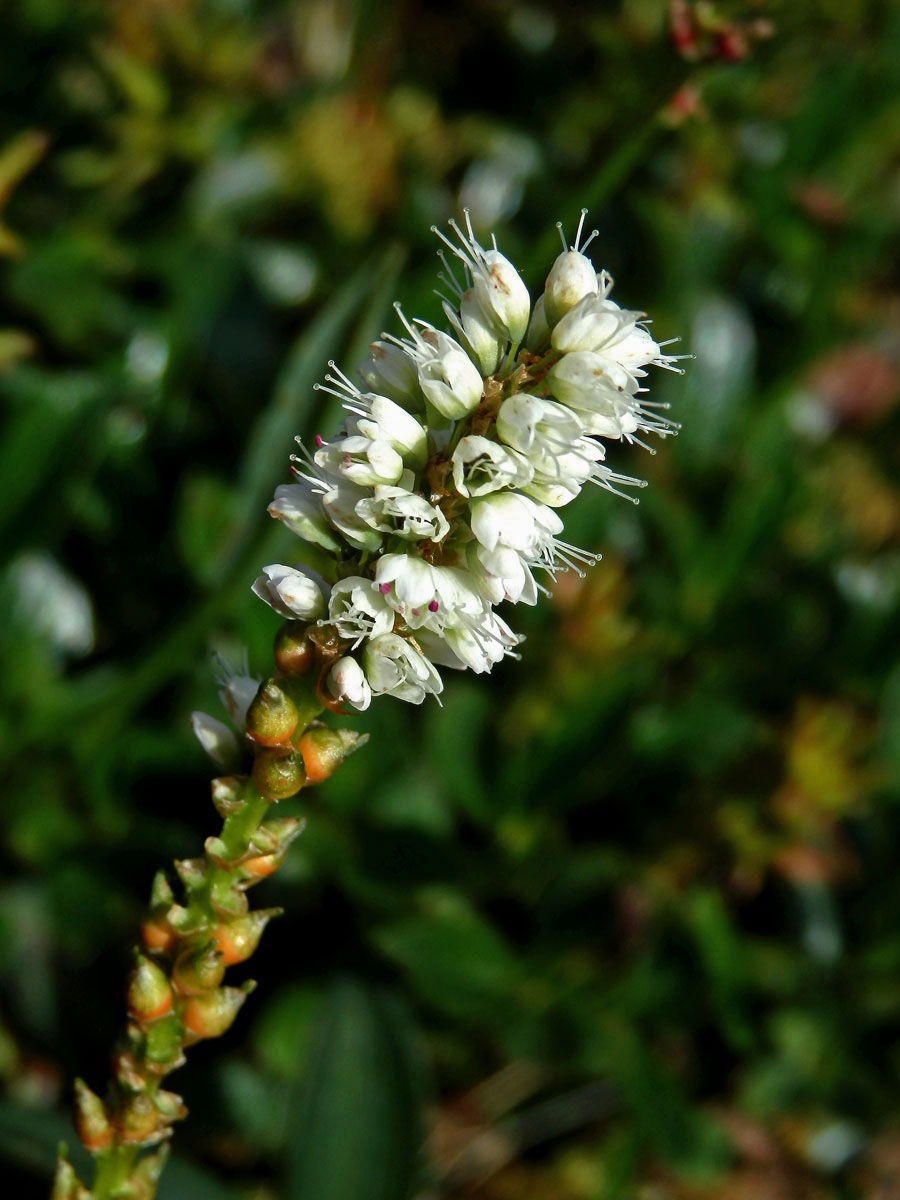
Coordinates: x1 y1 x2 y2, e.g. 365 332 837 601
375 553 439 611
252 564 330 621
327 656 372 711
326 577 396 647
315 434 404 488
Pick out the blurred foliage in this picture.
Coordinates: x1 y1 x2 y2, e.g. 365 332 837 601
2 0 900 1197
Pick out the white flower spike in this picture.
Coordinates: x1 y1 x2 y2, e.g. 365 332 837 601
256 210 686 707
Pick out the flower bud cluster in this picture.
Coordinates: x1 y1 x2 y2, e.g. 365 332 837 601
254 211 683 708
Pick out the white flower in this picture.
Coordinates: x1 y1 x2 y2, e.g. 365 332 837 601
496 393 584 464
252 564 330 620
374 554 468 612
543 210 601 327
523 436 607 508
414 326 485 420
347 395 428 470
355 485 450 542
215 655 262 730
363 633 443 704
550 293 637 355
469 492 596 579
374 553 441 611
327 656 372 711
451 435 532 497
434 211 531 344
317 364 429 469
326 577 396 647
358 340 423 411
442 608 520 674
469 491 560 554
191 712 241 771
467 540 539 606
545 351 641 439
268 482 342 552
252 209 682 706
442 290 504 377
320 481 384 552
314 434 405 487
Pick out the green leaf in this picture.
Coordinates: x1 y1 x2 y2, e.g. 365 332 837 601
285 976 424 1200
372 890 521 1023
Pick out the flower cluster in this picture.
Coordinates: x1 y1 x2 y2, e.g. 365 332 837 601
254 211 682 710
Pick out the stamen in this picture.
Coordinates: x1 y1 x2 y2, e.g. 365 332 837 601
580 228 599 253
574 208 588 250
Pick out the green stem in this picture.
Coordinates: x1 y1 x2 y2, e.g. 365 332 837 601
92 1146 138 1200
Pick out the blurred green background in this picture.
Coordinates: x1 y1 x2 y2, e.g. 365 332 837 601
2 1 900 1197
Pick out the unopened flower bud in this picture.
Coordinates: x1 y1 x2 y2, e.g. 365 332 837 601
212 909 281 965
142 871 176 953
149 870 174 909
246 678 299 746
251 816 304 855
273 621 317 676
74 1080 114 1153
326 655 373 712
190 711 241 771
252 744 305 800
128 956 173 1022
117 1093 160 1145
211 775 248 817
240 849 285 880
252 564 329 621
52 1156 90 1200
471 249 531 345
172 942 225 996
141 916 175 955
174 857 206 892
544 249 599 327
131 1146 170 1194
181 982 255 1040
298 726 369 784
153 1089 187 1122
142 1012 184 1070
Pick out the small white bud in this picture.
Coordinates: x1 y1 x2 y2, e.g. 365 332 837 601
252 564 329 620
327 656 372 711
544 249 599 327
